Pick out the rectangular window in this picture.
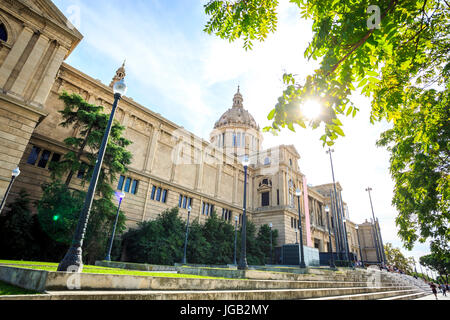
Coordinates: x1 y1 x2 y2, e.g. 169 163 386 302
237 133 241 146
161 189 167 203
50 153 61 164
179 194 183 207
131 180 139 195
261 192 270 207
117 175 125 190
222 133 225 147
242 133 245 147
156 187 162 201
188 197 192 208
27 146 41 165
277 189 280 205
124 177 132 193
151 186 156 200
37 150 51 168
182 196 187 209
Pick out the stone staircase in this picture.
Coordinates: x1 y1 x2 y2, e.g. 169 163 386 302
0 265 431 300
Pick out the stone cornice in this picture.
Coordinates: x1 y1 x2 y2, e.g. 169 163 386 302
0 92 48 118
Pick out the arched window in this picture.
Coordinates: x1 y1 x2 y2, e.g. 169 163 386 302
0 23 7 42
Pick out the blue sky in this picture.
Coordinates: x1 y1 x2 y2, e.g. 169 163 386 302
52 0 432 268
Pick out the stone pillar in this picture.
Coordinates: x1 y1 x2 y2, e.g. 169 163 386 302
302 177 313 247
0 94 47 203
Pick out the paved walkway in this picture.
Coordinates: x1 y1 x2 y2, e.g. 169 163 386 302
415 293 450 300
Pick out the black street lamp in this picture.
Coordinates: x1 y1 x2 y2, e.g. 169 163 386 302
342 218 351 267
295 188 306 268
269 222 273 265
57 78 127 272
326 148 345 260
233 215 238 265
365 187 384 265
355 225 364 267
104 191 125 261
325 206 336 269
0 167 20 214
182 206 192 265
238 155 249 270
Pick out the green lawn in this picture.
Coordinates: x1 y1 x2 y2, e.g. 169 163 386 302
0 280 40 296
0 260 233 279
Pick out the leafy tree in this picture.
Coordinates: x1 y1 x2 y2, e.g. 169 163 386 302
122 207 279 266
384 242 414 273
202 211 235 264
36 91 131 263
204 0 449 255
122 208 185 265
0 190 38 260
420 251 450 282
51 91 133 197
256 224 278 264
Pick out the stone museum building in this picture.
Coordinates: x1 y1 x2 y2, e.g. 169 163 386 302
0 0 384 265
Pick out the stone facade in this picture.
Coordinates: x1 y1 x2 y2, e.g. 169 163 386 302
0 0 375 263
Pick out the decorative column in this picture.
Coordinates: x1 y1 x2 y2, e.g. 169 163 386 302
302 177 313 247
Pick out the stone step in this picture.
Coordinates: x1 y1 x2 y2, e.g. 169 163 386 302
378 291 430 300
303 289 422 300
0 286 405 300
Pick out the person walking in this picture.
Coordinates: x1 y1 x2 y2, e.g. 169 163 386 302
441 284 447 296
429 283 438 300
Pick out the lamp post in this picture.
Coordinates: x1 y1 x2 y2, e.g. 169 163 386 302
326 148 345 260
104 191 125 261
269 223 273 265
355 225 364 268
238 155 249 270
295 188 306 268
57 78 127 272
182 206 192 265
365 187 385 265
325 206 335 269
0 167 20 214
342 218 351 267
233 216 238 265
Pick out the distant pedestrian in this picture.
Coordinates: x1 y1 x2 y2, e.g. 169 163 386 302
441 284 447 296
429 283 438 300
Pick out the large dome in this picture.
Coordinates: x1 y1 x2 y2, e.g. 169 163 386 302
214 87 259 130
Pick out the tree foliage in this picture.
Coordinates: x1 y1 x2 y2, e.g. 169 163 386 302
204 0 450 255
0 190 38 260
420 251 450 278
122 207 278 265
384 242 415 273
37 92 131 263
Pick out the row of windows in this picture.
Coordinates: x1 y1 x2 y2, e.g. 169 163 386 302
118 175 139 195
27 146 61 169
151 185 168 203
202 202 215 216
221 208 233 221
179 194 193 209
